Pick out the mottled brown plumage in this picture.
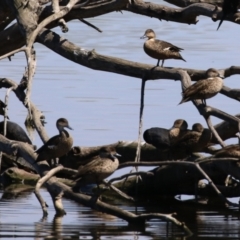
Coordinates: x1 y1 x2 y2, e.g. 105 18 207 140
72 147 120 192
179 68 224 105
214 144 240 158
140 29 186 67
172 123 212 155
169 119 189 145
35 118 73 163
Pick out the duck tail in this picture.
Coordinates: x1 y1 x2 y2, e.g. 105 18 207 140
181 56 186 62
178 96 189 105
217 18 224 31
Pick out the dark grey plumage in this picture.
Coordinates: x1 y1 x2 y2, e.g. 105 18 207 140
217 0 240 30
143 127 170 150
35 118 73 164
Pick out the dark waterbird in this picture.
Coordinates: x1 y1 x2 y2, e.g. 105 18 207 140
0 121 32 144
72 146 120 193
140 29 186 67
143 127 170 150
179 68 224 105
217 0 240 30
0 100 8 119
35 118 73 164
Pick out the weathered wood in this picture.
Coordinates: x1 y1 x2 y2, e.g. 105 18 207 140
164 0 223 7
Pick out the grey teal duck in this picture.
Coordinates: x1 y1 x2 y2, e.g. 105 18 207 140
214 144 240 158
35 118 73 164
72 146 120 192
172 123 212 156
140 29 186 67
179 68 224 105
169 119 189 145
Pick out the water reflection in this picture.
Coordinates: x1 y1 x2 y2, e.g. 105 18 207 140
1 0 240 238
0 187 239 239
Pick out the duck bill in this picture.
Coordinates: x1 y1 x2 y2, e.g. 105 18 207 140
140 35 147 39
114 153 121 158
110 153 121 160
67 125 73 130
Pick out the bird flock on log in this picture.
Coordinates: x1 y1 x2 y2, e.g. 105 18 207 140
0 0 239 195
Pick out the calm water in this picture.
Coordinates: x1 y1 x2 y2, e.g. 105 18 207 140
1 0 240 238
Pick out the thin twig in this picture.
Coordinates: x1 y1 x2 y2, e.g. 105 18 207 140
205 114 226 148
80 19 102 32
109 171 154 184
103 180 135 202
35 165 64 215
0 47 26 60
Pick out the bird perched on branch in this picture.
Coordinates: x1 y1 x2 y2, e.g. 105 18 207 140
217 0 240 30
169 119 189 145
171 123 212 157
143 127 170 150
72 146 120 193
35 118 73 166
140 29 186 67
179 68 224 106
214 144 240 158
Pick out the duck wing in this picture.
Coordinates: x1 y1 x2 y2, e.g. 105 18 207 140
182 79 209 97
36 135 60 153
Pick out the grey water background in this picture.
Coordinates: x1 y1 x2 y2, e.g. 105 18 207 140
1 0 240 238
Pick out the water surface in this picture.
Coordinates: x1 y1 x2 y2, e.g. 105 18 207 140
0 0 240 238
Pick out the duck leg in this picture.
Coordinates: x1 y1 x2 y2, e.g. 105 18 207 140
156 59 160 66
161 59 165 67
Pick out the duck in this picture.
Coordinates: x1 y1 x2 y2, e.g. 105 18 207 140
172 123 212 156
72 146 121 193
217 0 240 30
35 118 73 164
140 29 186 67
179 68 224 105
169 119 189 145
143 127 170 150
214 144 240 158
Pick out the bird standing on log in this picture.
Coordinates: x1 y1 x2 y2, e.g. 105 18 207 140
140 29 186 67
72 146 120 193
179 68 224 106
35 118 73 166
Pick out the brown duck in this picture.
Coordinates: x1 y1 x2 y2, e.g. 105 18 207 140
35 118 73 164
140 29 186 67
169 119 189 145
172 123 212 155
179 68 224 105
214 144 240 158
72 146 120 192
